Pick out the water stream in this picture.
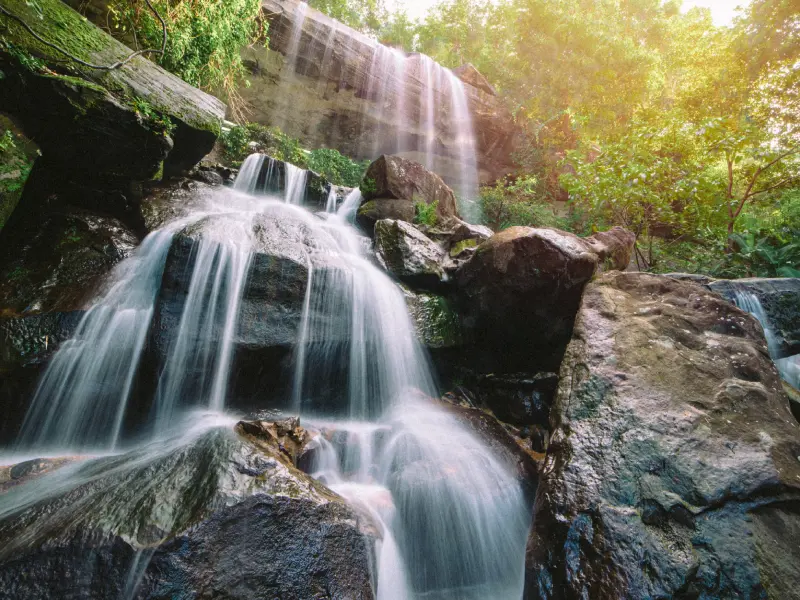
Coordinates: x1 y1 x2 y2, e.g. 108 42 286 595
4 155 529 598
274 1 482 221
731 288 800 389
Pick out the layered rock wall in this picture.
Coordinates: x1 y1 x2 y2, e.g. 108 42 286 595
241 0 518 184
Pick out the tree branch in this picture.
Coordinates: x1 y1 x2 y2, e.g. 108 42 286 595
745 175 800 201
0 0 167 71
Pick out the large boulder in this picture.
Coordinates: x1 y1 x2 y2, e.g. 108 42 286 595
455 226 635 371
0 0 224 183
0 0 225 257
526 272 800 599
374 219 445 289
708 277 800 359
358 155 460 232
0 421 375 599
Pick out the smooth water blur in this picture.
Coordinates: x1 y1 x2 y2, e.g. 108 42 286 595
17 227 178 451
6 154 529 598
732 288 800 389
277 3 483 222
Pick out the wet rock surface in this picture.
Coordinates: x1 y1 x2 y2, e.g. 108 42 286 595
0 209 138 316
526 272 800 600
0 424 375 600
374 219 446 290
455 226 634 371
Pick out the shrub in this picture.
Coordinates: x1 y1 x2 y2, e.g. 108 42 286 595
480 176 565 231
414 199 439 227
107 0 267 121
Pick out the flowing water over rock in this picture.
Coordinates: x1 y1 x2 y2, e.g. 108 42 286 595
2 154 529 598
731 287 800 389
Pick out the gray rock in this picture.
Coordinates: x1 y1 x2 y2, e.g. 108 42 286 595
374 219 445 289
403 287 464 349
526 272 800 600
0 424 375 599
360 155 460 230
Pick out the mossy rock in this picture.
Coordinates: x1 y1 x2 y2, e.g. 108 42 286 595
0 0 225 182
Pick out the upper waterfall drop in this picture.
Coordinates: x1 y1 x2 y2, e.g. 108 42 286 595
251 0 488 222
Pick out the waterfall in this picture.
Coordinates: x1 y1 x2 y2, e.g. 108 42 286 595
274 1 484 222
445 70 481 223
8 154 529 598
731 288 800 389
17 227 178 451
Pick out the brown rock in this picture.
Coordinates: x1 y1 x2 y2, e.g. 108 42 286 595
362 155 460 222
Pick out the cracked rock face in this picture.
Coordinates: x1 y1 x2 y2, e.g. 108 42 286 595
525 272 800 600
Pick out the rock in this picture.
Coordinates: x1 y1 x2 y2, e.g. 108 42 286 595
0 208 138 316
471 372 559 428
525 272 800 600
0 423 375 599
0 311 85 441
708 277 800 359
403 287 464 349
0 0 224 183
452 63 497 96
456 226 635 371
580 226 636 271
0 457 79 494
235 417 311 466
356 198 415 232
663 272 718 286
147 208 352 412
784 381 800 422
374 219 445 289
362 155 460 225
240 0 517 184
0 0 224 261
450 219 495 245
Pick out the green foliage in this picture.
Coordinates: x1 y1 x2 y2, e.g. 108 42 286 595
360 176 378 195
0 37 46 72
307 148 369 188
480 176 564 231
220 125 250 161
0 124 36 229
107 0 266 120
414 199 439 227
307 0 386 33
220 123 367 187
728 232 800 278
377 0 799 278
130 97 175 137
220 123 306 165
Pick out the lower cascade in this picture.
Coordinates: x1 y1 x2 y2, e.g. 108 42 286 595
1 154 529 599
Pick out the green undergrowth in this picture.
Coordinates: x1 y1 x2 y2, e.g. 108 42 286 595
0 123 38 229
414 198 439 227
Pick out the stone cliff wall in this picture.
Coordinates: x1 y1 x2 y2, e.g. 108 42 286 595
241 0 518 185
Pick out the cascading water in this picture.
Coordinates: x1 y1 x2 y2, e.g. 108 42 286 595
274 0 483 222
16 227 179 451
5 154 528 598
732 288 800 389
